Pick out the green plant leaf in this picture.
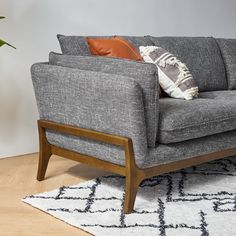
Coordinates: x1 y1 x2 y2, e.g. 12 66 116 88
0 39 16 49
0 16 16 49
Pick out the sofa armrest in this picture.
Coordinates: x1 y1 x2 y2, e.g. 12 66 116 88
49 52 159 147
31 63 148 164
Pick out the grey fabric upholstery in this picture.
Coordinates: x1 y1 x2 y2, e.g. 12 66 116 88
122 36 154 50
147 130 236 167
216 38 236 89
31 35 236 170
57 35 91 56
49 52 159 147
31 63 148 164
46 127 236 168
158 90 236 144
57 34 154 56
150 36 227 92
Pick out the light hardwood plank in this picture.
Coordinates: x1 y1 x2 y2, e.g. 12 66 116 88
0 153 109 236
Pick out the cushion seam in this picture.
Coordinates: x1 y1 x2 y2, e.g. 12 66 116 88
160 115 236 131
215 38 229 89
151 70 159 147
50 53 157 76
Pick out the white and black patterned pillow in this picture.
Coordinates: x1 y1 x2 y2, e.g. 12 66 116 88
140 46 199 100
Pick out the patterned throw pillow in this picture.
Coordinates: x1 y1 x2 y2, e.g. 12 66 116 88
139 46 198 100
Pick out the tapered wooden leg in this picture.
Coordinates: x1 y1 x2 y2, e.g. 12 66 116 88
124 174 141 214
123 139 142 214
37 121 52 181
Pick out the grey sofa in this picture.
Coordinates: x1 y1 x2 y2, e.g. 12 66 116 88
31 35 236 214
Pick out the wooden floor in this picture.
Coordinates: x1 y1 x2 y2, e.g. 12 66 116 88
0 153 110 236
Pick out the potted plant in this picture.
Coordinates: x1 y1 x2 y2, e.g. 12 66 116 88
0 16 15 49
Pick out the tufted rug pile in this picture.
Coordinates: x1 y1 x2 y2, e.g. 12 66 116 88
23 157 236 236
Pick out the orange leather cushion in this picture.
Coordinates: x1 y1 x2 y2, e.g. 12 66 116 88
86 36 143 61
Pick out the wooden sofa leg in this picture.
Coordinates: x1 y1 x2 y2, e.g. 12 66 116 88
123 139 142 214
124 174 141 214
37 122 52 181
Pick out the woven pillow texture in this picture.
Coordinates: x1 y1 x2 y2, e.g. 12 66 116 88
140 46 198 100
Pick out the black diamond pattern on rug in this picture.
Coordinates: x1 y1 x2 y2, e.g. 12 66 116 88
23 156 236 236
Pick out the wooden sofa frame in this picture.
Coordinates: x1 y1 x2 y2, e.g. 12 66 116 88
37 119 236 214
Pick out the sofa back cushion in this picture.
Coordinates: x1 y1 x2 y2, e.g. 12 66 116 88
150 36 227 91
216 38 236 90
49 52 159 148
57 34 154 56
57 35 91 56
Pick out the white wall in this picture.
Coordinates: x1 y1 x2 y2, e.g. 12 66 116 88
1 0 236 158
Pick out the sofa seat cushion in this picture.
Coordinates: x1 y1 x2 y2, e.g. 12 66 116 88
158 91 236 144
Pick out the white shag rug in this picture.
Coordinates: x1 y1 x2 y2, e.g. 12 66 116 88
23 157 236 236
